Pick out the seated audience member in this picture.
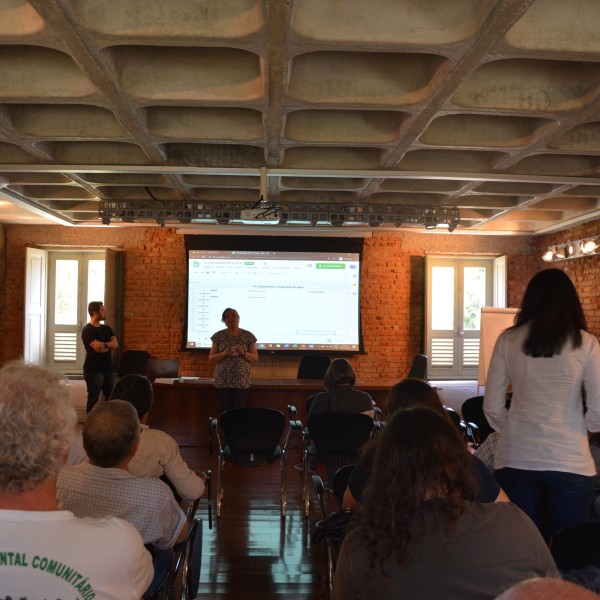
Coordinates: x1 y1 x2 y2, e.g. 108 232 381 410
495 578 600 600
332 408 558 600
66 422 87 465
110 373 205 501
343 378 508 508
475 430 501 471
307 358 374 419
0 361 153 599
57 400 188 550
297 358 375 476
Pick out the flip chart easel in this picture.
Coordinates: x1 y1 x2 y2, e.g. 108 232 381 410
478 306 518 392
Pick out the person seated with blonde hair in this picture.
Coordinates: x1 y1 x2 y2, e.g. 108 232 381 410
0 361 152 598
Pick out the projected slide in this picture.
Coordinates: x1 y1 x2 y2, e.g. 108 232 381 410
186 250 361 351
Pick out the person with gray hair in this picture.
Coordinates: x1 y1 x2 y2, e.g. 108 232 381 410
0 360 153 599
109 374 206 500
57 400 188 549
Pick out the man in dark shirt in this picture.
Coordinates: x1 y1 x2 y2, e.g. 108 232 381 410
82 300 118 412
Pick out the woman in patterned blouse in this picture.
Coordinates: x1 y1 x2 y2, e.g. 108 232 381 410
209 308 259 413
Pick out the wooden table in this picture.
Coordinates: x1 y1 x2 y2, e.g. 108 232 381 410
149 378 395 447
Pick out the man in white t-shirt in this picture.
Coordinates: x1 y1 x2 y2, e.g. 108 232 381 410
0 361 153 599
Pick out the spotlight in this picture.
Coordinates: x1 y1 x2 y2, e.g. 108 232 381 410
424 216 438 229
581 239 598 255
542 249 554 262
554 245 567 260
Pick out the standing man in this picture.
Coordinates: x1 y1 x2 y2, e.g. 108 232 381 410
82 300 118 412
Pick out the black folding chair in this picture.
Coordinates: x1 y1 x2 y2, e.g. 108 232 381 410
299 412 374 516
297 355 331 379
444 405 480 448
144 497 203 600
209 408 298 517
461 396 495 444
311 469 353 595
118 349 150 377
407 353 428 380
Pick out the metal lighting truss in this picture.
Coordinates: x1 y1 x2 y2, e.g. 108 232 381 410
99 199 460 231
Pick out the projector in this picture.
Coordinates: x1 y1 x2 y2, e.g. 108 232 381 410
240 208 279 221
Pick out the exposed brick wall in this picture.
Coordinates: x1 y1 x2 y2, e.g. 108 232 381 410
534 220 600 339
0 223 552 379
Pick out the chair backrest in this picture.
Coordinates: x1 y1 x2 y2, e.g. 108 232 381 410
297 355 331 379
444 405 465 434
332 464 355 510
186 519 203 598
146 358 180 381
118 350 150 377
461 396 494 442
144 499 201 599
219 408 286 466
407 353 428 380
551 521 600 572
308 412 373 473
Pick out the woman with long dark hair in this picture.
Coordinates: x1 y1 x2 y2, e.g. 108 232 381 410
343 378 507 508
484 268 600 537
332 408 557 600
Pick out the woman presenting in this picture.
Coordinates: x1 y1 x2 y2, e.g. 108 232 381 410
209 308 258 413
484 268 600 538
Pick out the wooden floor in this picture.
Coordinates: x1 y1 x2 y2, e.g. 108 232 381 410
182 445 336 599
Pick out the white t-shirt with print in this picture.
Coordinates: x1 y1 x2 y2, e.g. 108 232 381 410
0 509 153 600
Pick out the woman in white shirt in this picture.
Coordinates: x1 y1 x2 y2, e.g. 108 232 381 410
484 268 600 539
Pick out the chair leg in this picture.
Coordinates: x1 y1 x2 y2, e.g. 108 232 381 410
216 456 224 518
280 451 287 518
180 541 191 600
326 541 335 596
303 450 310 517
